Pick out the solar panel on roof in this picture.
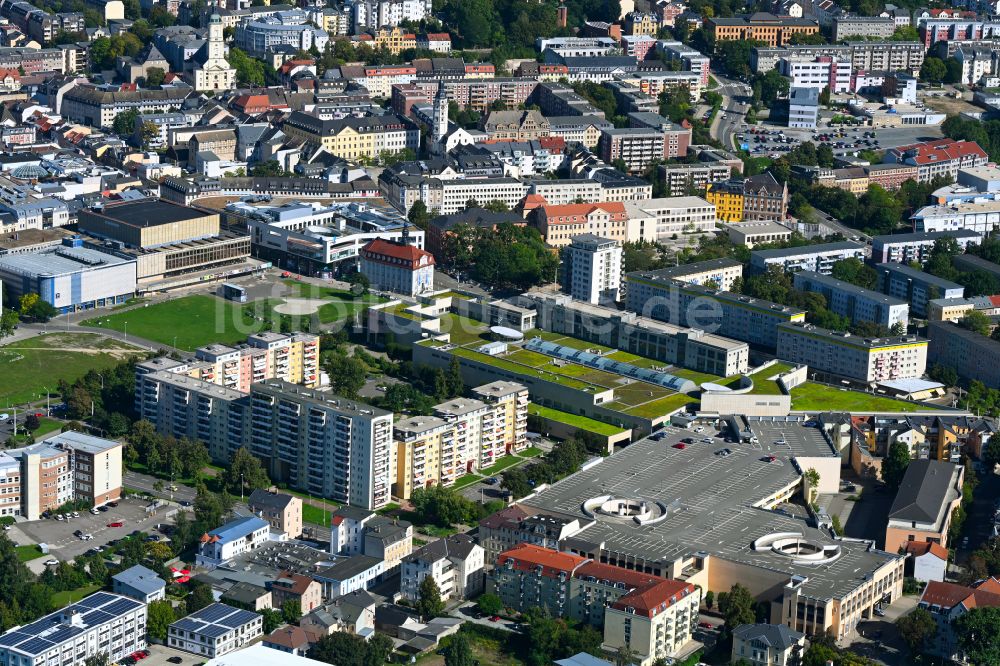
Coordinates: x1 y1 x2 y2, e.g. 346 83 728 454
0 631 30 647
172 618 202 633
102 599 140 616
200 625 231 639
43 627 79 644
219 609 258 628
18 637 54 656
82 610 113 626
195 604 236 624
74 595 109 610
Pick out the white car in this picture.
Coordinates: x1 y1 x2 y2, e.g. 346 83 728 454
0 413 9 421
44 559 58 566
81 534 93 541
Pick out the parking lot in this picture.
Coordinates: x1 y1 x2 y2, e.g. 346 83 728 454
9 497 173 563
134 644 200 666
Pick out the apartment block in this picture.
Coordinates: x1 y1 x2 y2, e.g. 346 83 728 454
912 199 1000 235
281 111 419 160
750 241 867 274
876 263 964 318
0 593 147 666
792 270 910 329
779 56 852 92
489 544 700 666
194 333 320 391
885 139 989 182
598 128 670 173
329 505 414 571
927 319 1000 386
833 15 895 40
248 489 303 539
400 533 484 602
657 162 733 196
532 202 630 248
752 41 924 75
776 322 928 383
625 274 806 349
870 230 980 265
564 234 622 306
656 41 711 86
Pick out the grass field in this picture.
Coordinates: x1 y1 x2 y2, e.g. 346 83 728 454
790 382 939 413
0 333 145 406
520 446 544 457
528 404 627 437
440 314 491 345
81 295 273 350
51 584 102 607
479 455 525 476
620 393 696 418
302 502 337 527
451 473 484 490
15 545 43 562
744 363 793 395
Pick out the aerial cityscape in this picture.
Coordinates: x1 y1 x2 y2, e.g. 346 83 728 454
2 0 1000 665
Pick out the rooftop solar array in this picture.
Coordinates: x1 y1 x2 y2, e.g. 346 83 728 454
170 603 260 640
0 593 142 657
524 338 695 393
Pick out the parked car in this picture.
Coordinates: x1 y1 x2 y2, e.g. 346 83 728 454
672 443 687 450
44 559 58 566
107 521 125 528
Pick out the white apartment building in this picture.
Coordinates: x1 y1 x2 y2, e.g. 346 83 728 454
779 56 852 92
750 241 867 274
352 0 431 31
400 534 485 602
564 234 622 306
657 41 711 86
359 238 435 297
912 200 1000 235
776 322 928 383
623 196 717 239
168 603 262 659
793 270 910 329
196 516 270 568
0 592 147 666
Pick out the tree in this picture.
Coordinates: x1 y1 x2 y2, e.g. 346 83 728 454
985 437 1000 473
146 541 173 562
221 447 270 496
366 633 394 666
324 354 368 398
139 121 159 149
186 582 215 615
147 600 175 641
310 631 391 666
261 608 284 633
347 271 370 296
476 593 503 616
883 441 911 490
416 576 444 620
24 414 40 432
445 633 475 666
831 258 878 290
0 309 17 339
954 606 1000 665
718 583 755 636
704 590 714 610
18 293 38 314
227 47 265 86
896 607 936 655
960 310 992 336
920 57 947 85
112 108 139 136
84 654 110 666
407 200 430 230
613 645 635 666
282 599 301 624
145 67 165 88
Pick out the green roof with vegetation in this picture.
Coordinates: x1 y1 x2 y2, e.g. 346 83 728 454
790 382 941 413
528 404 629 437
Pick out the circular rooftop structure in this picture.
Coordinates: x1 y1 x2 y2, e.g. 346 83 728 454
753 532 842 566
490 325 524 342
12 164 48 180
583 494 669 526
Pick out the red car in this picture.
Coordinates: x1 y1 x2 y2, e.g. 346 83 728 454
672 443 686 450
33 412 43 417
107 521 125 528
489 616 501 622
767 455 777 462
699 621 714 629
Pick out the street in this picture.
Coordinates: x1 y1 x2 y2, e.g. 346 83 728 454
123 470 197 504
709 74 752 150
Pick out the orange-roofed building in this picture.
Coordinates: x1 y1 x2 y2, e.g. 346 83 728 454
903 541 948 582
532 202 629 248
373 27 417 54
919 577 1000 661
359 237 435 296
489 545 700 665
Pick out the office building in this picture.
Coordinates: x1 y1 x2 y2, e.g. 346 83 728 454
622 196 717 239
776 322 928 383
708 12 819 46
792 270 909 329
359 238 435 297
725 220 794 248
531 203 630 248
597 128 671 173
657 41 711 86
563 235 622 306
779 56 852 93
750 241 867 274
168 603 262 658
705 173 788 222
876 263 964 318
625 274 805 349
0 592 147 666
248 489 303 539
870 230 981 265
657 162 734 196
113 565 167 604
0 239 136 314
885 138 989 182
61 85 190 128
400 533 484 602
787 86 819 129
197 516 271 568
885 460 963 552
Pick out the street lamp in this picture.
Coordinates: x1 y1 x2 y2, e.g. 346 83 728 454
240 473 245 502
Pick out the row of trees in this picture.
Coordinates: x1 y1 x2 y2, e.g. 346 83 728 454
439 222 558 291
409 484 505 528
501 436 592 499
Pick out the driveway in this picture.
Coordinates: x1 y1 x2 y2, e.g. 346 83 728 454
10 497 173 562
124 471 197 504
842 595 919 666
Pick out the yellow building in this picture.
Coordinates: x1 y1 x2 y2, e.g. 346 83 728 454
708 14 819 47
281 111 417 161
472 381 529 458
373 26 417 55
705 180 744 223
624 11 659 36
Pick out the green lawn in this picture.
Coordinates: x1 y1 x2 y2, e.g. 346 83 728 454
451 473 485 490
528 404 627 437
620 393 697 418
302 502 337 527
479 455 526 476
519 446 544 458
15 545 43 562
441 314 491 345
34 418 63 437
0 333 145 406
790 382 940 413
51 584 102 606
81 295 277 350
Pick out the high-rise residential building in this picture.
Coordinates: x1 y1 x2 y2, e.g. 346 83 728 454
792 270 910 329
563 235 622 306
870 230 981 265
392 382 528 499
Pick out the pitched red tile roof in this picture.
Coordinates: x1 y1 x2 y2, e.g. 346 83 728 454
892 138 987 165
922 581 979 609
904 541 949 560
496 543 588 578
361 238 435 267
425 33 450 40
539 202 627 224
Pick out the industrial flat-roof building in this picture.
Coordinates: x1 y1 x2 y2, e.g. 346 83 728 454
0 238 136 313
78 199 221 248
